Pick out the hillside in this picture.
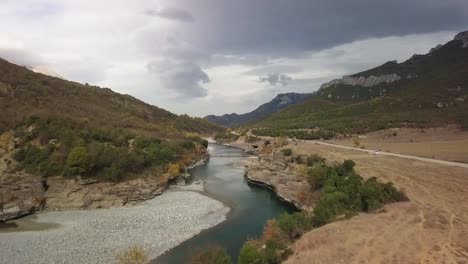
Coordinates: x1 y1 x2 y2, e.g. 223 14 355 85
0 58 224 221
252 31 468 137
204 92 311 127
0 58 222 137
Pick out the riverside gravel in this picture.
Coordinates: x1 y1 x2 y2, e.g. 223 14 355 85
0 191 229 264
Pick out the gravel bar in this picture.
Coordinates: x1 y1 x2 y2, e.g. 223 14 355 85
0 191 230 264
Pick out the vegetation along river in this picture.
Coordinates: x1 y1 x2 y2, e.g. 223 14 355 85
155 143 296 263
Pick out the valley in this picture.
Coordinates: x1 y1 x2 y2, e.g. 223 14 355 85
1 5 468 262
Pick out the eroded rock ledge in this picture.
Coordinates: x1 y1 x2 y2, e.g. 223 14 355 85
0 153 210 222
244 158 315 212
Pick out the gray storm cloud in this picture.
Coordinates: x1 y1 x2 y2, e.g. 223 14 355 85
147 58 210 98
175 0 468 55
145 7 195 23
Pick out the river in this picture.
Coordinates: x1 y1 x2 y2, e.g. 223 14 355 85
155 143 295 263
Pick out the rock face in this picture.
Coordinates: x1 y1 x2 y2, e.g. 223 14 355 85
44 176 168 209
244 158 316 211
454 31 468 48
320 73 401 89
0 139 209 221
0 173 45 222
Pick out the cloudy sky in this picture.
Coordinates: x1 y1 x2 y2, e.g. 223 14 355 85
1 0 467 116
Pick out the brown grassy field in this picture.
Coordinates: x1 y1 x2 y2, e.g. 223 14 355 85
328 126 468 163
284 141 468 264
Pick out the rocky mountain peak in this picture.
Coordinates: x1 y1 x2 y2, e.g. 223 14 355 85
454 31 468 48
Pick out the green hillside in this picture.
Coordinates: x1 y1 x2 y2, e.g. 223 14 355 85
0 58 223 181
252 32 468 138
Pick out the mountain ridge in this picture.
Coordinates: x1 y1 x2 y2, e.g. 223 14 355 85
250 30 468 137
204 92 312 127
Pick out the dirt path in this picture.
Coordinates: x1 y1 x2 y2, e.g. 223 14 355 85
284 140 468 264
312 140 468 169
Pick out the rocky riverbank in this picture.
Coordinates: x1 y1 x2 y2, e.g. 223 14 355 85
216 136 316 212
244 158 315 212
0 150 210 222
0 190 229 264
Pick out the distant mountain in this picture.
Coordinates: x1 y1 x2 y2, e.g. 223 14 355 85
252 31 468 135
205 93 312 127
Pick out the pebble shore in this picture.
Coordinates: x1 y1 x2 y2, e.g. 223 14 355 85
0 190 229 264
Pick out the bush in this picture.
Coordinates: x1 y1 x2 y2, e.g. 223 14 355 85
306 154 325 167
238 243 263 264
182 140 195 150
276 212 312 239
263 239 292 264
102 164 121 182
66 146 94 176
167 163 181 176
306 165 328 190
201 139 209 148
115 246 148 264
281 148 292 156
188 245 232 264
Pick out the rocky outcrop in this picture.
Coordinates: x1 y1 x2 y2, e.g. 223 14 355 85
0 146 210 221
0 173 45 222
244 158 316 211
454 31 468 48
44 176 167 209
320 74 401 89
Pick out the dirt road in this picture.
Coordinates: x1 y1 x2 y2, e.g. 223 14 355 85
311 140 468 169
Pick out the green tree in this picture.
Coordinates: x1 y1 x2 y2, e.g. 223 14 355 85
276 212 312 239
66 146 94 175
189 245 232 264
306 165 328 190
238 243 263 264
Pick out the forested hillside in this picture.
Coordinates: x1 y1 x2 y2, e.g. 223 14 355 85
0 58 223 181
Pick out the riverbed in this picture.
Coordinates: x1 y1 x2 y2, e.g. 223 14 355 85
155 143 295 263
0 143 293 264
0 191 229 264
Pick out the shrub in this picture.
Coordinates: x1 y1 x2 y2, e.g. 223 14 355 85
182 140 195 150
238 243 263 264
115 246 148 264
306 154 325 167
167 163 181 176
66 146 94 176
293 155 303 164
188 245 232 264
276 212 312 239
281 148 292 156
306 165 328 190
145 144 175 165
201 139 209 148
262 239 287 264
102 164 121 182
